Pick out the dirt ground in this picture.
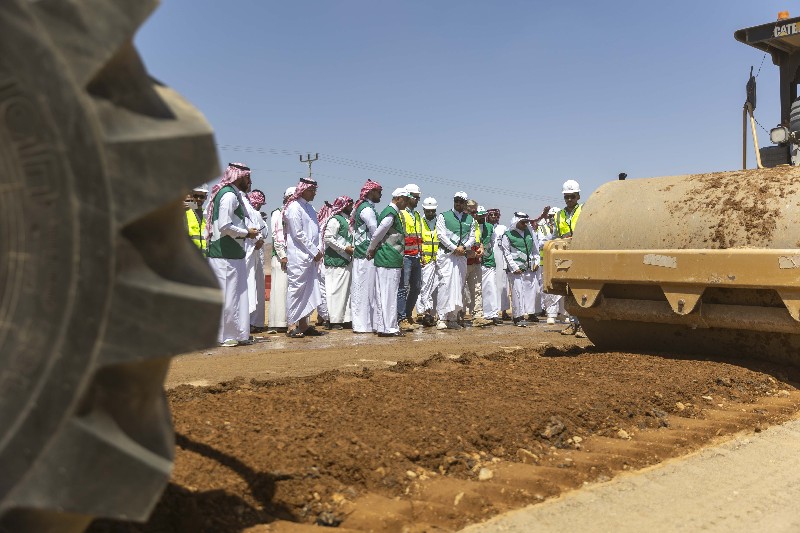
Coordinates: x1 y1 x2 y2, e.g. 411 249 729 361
89 322 800 533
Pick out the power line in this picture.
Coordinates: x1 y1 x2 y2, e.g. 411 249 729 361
218 144 562 204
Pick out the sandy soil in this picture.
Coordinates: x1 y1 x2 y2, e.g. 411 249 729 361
89 322 800 532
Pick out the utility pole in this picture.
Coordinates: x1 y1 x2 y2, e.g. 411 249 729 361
300 153 319 178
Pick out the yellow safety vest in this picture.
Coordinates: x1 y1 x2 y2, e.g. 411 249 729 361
400 209 423 256
555 204 582 238
468 225 482 265
421 216 438 263
185 208 206 251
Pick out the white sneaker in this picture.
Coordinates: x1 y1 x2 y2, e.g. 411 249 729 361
546 317 556 325
436 320 448 330
219 339 237 347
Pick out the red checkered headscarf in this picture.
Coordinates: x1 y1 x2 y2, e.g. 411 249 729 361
317 201 334 224
322 195 354 235
248 190 266 210
282 177 318 218
350 179 382 228
205 162 250 236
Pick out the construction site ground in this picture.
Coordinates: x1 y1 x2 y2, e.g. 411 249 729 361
89 320 800 532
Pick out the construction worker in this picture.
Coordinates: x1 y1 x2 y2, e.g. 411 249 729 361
435 191 476 330
397 183 423 331
500 212 540 327
351 179 383 334
555 179 585 337
184 184 208 253
367 188 412 337
476 206 500 325
415 197 439 326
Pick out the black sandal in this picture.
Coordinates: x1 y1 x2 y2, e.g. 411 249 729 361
286 328 305 338
303 326 326 336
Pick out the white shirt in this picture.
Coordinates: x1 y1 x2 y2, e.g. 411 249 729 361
217 188 249 239
271 208 287 260
324 216 351 258
284 198 320 260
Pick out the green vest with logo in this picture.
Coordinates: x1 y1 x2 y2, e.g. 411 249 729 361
207 185 246 260
353 201 376 259
374 205 405 269
323 214 352 268
480 222 496 268
504 228 536 272
441 210 474 250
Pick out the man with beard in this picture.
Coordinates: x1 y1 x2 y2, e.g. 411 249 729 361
500 212 540 327
245 189 268 333
266 186 295 334
435 191 475 330
350 179 383 333
397 183 423 332
322 195 355 329
475 206 500 325
283 178 325 338
415 197 440 326
206 163 260 347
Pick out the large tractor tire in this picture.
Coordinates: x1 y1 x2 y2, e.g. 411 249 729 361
0 1 221 531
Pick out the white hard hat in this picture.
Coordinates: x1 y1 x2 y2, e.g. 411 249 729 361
404 183 421 195
562 180 581 194
548 207 559 216
392 187 411 198
284 186 296 199
476 205 487 215
422 197 438 209
192 183 209 194
454 191 468 200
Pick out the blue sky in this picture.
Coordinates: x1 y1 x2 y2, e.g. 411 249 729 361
137 1 788 217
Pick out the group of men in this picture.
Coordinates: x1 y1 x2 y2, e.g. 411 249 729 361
185 162 586 346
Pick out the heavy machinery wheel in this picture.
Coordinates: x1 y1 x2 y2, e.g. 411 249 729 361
0 1 220 531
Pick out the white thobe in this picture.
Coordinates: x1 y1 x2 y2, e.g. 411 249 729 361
268 209 289 329
416 258 438 314
435 210 475 321
480 229 500 319
538 224 564 319
500 229 539 319
368 203 402 334
323 216 352 324
284 198 322 325
493 224 511 312
243 198 267 327
209 188 250 343
351 205 379 333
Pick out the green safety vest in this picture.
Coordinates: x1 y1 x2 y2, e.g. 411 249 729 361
353 201 376 259
323 214 352 268
207 185 246 259
480 222 495 268
374 205 405 269
555 204 582 238
440 210 474 251
503 228 536 272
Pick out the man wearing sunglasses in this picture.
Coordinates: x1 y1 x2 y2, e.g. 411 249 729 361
554 179 585 338
184 184 208 253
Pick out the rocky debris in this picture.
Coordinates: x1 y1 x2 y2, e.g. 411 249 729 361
478 468 494 481
541 416 566 439
617 429 631 440
716 377 733 387
316 511 342 527
517 448 539 464
675 401 686 411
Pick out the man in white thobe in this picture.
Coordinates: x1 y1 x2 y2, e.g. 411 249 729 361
367 188 411 337
488 209 512 320
435 191 476 330
415 197 440 326
500 212 540 327
283 178 325 338
244 189 267 333
475 206 501 325
267 187 294 333
350 179 383 333
322 195 355 328
206 162 260 346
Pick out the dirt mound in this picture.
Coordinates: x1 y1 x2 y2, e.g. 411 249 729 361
90 348 800 532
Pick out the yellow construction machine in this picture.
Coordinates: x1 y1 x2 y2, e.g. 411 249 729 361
544 14 800 364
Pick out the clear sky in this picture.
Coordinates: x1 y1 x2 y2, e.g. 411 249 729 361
137 1 789 217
